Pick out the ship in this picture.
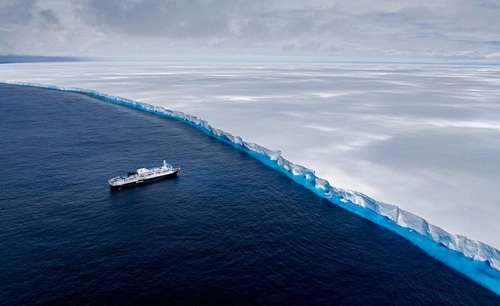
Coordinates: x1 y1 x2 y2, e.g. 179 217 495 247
108 160 180 190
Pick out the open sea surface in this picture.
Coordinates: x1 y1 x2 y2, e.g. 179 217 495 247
0 84 499 305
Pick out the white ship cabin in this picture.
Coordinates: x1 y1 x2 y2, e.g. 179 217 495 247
136 167 152 176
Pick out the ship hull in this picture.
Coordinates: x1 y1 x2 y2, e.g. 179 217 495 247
109 169 179 190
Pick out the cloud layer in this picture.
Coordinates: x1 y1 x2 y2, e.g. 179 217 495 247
1 0 500 59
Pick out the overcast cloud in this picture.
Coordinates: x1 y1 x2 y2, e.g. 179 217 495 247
0 0 499 59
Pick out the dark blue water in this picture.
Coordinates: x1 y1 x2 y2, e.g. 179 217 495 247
0 84 498 305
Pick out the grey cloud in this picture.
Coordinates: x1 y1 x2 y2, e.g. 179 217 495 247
79 0 232 38
40 9 60 28
0 0 60 54
0 0 36 26
0 0 59 28
1 0 500 58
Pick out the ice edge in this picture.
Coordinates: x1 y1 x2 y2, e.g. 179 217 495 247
3 81 500 295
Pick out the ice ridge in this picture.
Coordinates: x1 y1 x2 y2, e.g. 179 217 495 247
2 81 500 295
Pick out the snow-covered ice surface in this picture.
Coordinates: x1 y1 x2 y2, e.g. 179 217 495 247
1 61 500 291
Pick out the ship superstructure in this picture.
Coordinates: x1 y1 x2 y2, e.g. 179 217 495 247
108 160 179 190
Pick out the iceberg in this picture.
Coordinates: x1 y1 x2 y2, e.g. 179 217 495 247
2 80 499 294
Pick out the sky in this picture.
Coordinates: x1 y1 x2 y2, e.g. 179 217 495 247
1 0 500 60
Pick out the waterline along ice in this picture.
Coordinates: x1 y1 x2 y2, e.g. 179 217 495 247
2 81 499 295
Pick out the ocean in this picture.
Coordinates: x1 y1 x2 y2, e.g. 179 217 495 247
0 84 498 305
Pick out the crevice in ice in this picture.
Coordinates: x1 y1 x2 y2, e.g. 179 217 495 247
2 80 499 295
